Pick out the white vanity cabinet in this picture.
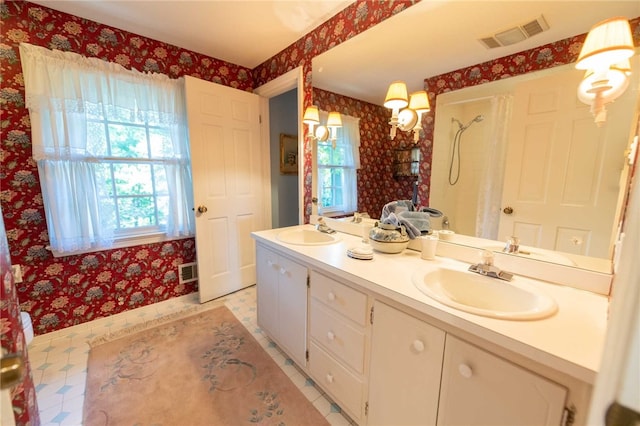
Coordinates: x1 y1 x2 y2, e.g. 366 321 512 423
251 229 595 426
256 244 308 367
437 335 568 426
308 270 370 423
367 301 569 426
367 301 445 426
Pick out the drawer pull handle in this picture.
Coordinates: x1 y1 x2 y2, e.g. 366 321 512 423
412 340 425 352
458 363 473 379
326 373 334 384
279 267 287 275
327 331 335 341
327 292 336 302
267 260 277 268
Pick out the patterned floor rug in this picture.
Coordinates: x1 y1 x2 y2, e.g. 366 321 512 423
83 305 328 425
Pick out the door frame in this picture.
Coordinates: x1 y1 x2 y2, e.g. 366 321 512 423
254 67 305 226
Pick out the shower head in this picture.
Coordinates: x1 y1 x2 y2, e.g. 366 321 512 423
453 115 484 132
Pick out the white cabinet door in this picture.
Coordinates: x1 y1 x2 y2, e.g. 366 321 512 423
256 245 279 341
368 301 446 426
256 245 308 367
277 255 308 366
438 335 567 426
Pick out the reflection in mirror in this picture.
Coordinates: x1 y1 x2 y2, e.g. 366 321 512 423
311 4 639 273
430 59 639 263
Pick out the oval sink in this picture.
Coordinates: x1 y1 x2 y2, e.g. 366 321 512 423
412 267 557 320
483 245 576 266
277 229 340 245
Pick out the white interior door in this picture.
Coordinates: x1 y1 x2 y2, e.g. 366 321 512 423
185 76 265 303
498 68 630 258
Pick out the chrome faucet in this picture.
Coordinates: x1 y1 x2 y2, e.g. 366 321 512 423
316 217 336 234
468 250 513 281
503 236 520 254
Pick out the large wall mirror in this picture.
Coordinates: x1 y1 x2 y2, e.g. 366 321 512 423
311 1 640 273
429 61 638 269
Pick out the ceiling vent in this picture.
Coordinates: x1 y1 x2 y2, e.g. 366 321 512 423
479 15 550 49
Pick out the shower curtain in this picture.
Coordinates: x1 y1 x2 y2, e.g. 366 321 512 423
475 95 513 240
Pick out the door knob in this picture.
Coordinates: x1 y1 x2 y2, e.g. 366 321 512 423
1 353 24 390
197 205 208 214
502 206 514 215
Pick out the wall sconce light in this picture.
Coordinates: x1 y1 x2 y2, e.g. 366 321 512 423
303 105 342 146
385 81 431 142
384 80 409 139
576 16 635 126
326 111 343 148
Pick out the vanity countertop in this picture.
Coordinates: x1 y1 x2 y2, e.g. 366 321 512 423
252 224 609 385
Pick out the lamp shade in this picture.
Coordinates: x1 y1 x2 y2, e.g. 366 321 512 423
576 17 634 71
327 111 342 127
577 66 630 104
303 105 320 124
408 91 431 112
384 81 409 110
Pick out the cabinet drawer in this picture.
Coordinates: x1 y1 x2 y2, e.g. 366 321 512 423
310 270 367 325
309 341 364 420
310 300 366 373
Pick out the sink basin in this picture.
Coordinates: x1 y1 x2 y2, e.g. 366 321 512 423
412 267 557 320
483 245 576 266
277 229 340 245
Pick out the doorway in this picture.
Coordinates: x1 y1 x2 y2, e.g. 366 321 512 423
254 67 305 228
269 89 299 228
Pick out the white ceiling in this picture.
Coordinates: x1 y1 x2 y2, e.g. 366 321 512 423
31 1 639 106
30 0 355 68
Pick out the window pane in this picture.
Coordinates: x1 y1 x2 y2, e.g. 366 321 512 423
113 163 153 195
118 196 155 228
149 127 174 158
108 124 149 158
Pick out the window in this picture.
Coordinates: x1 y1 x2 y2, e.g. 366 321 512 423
87 105 172 234
20 43 194 256
317 113 360 215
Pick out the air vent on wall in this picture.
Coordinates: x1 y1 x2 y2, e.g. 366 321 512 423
479 15 549 49
178 262 198 284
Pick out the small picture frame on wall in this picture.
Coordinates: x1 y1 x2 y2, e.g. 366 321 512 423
279 133 298 175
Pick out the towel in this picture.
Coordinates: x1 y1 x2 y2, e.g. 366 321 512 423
381 212 422 240
381 200 435 239
380 200 415 220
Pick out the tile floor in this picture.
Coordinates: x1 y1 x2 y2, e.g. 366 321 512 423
28 285 353 426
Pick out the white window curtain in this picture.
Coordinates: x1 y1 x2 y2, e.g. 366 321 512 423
318 111 360 214
340 114 361 213
19 42 194 254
